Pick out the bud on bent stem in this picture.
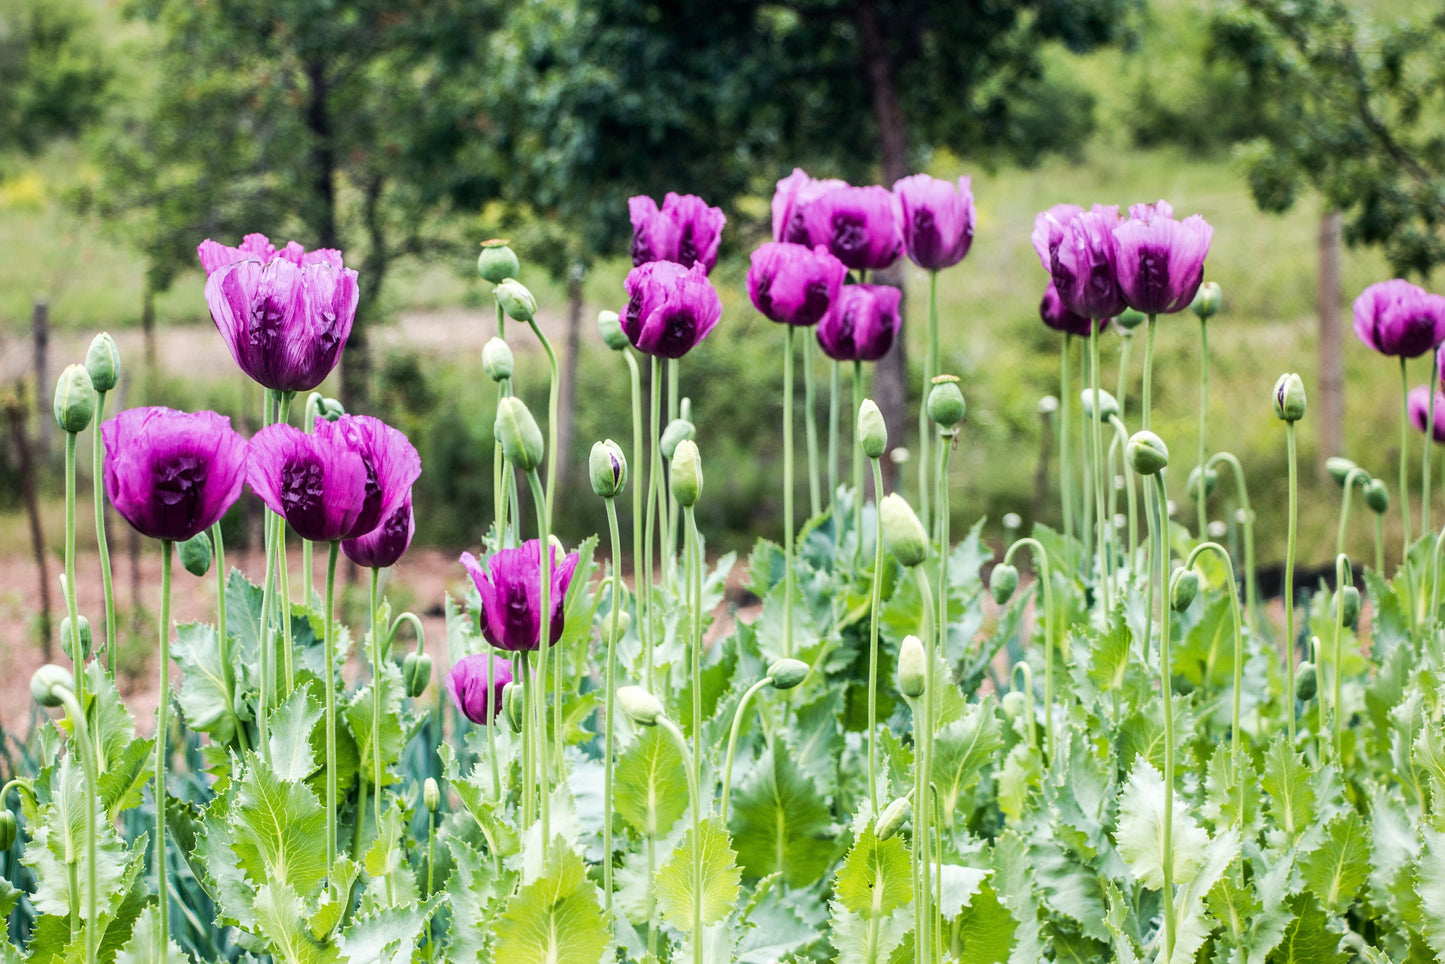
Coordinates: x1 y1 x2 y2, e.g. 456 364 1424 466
494 397 544 472
477 240 521 286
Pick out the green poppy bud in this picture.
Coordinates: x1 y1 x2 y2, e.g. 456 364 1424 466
503 682 525 733
1295 661 1317 701
1364 479 1389 515
926 375 966 429
495 278 538 323
477 240 521 285
990 564 1019 605
30 664 74 709
53 364 94 434
768 658 809 690
1273 373 1306 422
423 777 441 813
660 419 696 460
494 397 544 472
598 310 630 351
482 337 515 383
1170 568 1199 613
605 610 632 647
670 439 703 507
858 399 888 459
1116 308 1146 331
1191 281 1222 320
1079 388 1120 423
1186 465 1218 501
876 797 911 841
1001 690 1027 720
403 651 432 698
179 530 213 577
1126 431 1169 476
617 685 665 726
881 494 928 568
590 439 628 499
1339 584 1360 629
0 811 16 851
1037 395 1059 418
85 332 121 393
1325 457 1358 488
60 615 92 661
897 635 926 698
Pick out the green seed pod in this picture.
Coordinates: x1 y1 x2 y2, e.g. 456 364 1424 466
85 332 121 393
1324 457 1360 488
660 419 696 460
598 310 630 351
897 635 926 699
1364 478 1390 515
477 240 521 285
1340 585 1361 629
1186 465 1218 501
990 564 1019 605
1116 307 1146 331
503 682 525 733
60 615 92 661
670 439 703 507
179 530 213 577
858 400 888 459
926 375 966 429
1170 568 1199 613
482 337 515 383
53 364 95 434
494 397 544 472
423 777 441 813
617 685 665 726
1191 281 1222 320
1079 388 1120 423
876 796 911 841
768 658 810 690
1295 661 1317 701
30 664 74 709
402 651 432 698
590 439 628 499
1001 690 1027 720
0 811 16 851
1126 431 1169 476
495 278 538 323
881 494 928 568
1273 373 1306 422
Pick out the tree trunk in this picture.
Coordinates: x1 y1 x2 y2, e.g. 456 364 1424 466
1317 209 1343 477
7 393 52 659
33 300 49 461
141 283 157 391
556 263 586 493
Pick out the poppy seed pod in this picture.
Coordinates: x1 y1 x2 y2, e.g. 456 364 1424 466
876 797 911 841
0 811 16 851
477 240 521 285
768 658 810 690
598 310 630 351
402 651 432 698
1126 431 1169 476
897 635 926 698
1170 568 1199 612
1295 661 1317 701
30 664 74 709
1364 479 1390 514
423 777 441 813
494 397 544 472
1079 387 1120 423
617 685 665 726
990 564 1019 605
1273 373 1306 422
54 365 95 434
670 439 703 508
1339 584 1361 628
1325 457 1361 488
495 278 538 323
660 419 696 460
60 615 91 661
881 494 928 567
179 530 213 577
590 439 628 499
482 338 514 382
1192 281 1222 320
927 375 966 429
85 332 121 393
858 400 888 458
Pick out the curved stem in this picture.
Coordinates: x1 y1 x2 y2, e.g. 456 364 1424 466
155 540 173 958
912 566 936 962
1108 416 1139 569
1010 662 1036 748
721 677 773 824
1336 469 1370 560
1184 542 1245 822
273 392 295 697
828 359 840 514
657 717 702 964
1002 539 1056 761
1117 331 1133 424
1285 423 1299 745
526 469 553 845
804 334 821 519
603 497 624 913
1142 314 1157 431
1427 362 1437 534
256 394 277 757
92 391 116 673
1151 474 1176 963
1332 554 1350 764
1198 319 1210 537
867 456 886 817
55 689 99 964
784 327 796 657
519 653 534 829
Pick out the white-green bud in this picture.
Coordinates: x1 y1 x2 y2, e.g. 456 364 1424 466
482 337 514 382
179 530 213 577
876 797 911 841
617 685 665 726
423 777 441 813
1001 690 1027 719
1126 431 1169 476
1325 457 1362 488
990 564 1019 605
1079 388 1120 423
768 658 809 690
85 332 120 393
402 651 432 698
30 664 74 709
504 682 525 733
858 399 888 458
1186 465 1218 501
1295 661 1317 701
53 364 94 434
1273 373 1306 422
670 439 702 508
495 278 538 323
590 439 628 499
660 419 696 460
880 494 928 567
60 615 92 661
1339 584 1360 628
1191 281 1222 320
494 397 544 472
1364 479 1389 514
897 635 926 699
598 310 630 351
605 609 632 647
477 240 520 285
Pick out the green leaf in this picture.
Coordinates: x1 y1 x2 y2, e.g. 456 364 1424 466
1261 735 1316 846
1416 828 1445 958
343 661 407 793
494 843 610 964
21 756 128 920
1086 619 1134 695
655 816 742 930
116 905 190 964
728 748 838 887
83 661 137 771
1265 895 1347 964
172 621 244 746
362 804 417 909
254 880 342 964
1114 759 1210 890
613 726 688 838
936 865 989 921
930 698 1003 824
444 839 513 963
230 752 329 896
96 737 155 820
828 898 909 964
1300 811 1369 914
835 825 912 918
268 684 324 782
338 894 442 964
955 880 1015 964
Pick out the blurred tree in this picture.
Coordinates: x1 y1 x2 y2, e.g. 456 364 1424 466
0 0 110 163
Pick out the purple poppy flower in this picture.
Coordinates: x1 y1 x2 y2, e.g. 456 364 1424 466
1353 279 1445 359
1113 201 1214 314
197 233 344 275
446 653 513 725
248 423 368 542
1043 207 1127 321
101 407 249 543
325 415 421 539
621 261 723 359
1030 204 1086 271
1408 385 1445 443
204 258 359 393
771 168 849 245
802 185 904 272
342 495 415 569
747 242 847 327
1039 281 1105 338
459 540 580 652
893 174 975 271
629 193 726 273
816 284 902 362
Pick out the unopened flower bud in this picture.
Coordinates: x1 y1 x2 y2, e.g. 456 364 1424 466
1273 373 1306 422
477 240 521 285
1186 465 1218 501
504 682 525 733
880 494 928 567
402 651 432 698
1207 520 1228 539
1079 388 1119 422
1325 457 1362 488
482 338 514 382
897 635 926 698
590 439 628 499
30 664 74 709
990 564 1019 605
876 797 911 841
423 777 441 813
1116 308 1146 331
670 439 703 507
314 396 345 422
858 400 888 459
1001 690 1027 720
1170 568 1199 613
1037 395 1059 417
1364 479 1389 514
926 375 965 429
60 615 91 661
495 278 538 323
1126 431 1169 476
53 365 94 434
85 332 120 393
1295 661 1317 701
660 419 696 460
1191 281 1222 320
598 310 630 351
768 658 809 690
1339 584 1360 628
617 685 665 726
1002 512 1022 532
179 530 213 577
605 610 632 647
0 811 16 851
889 447 910 466
494 397 544 472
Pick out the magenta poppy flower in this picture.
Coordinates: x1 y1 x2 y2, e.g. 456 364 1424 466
1039 281 1104 338
101 407 249 544
197 233 343 275
802 185 904 272
460 540 580 652
893 174 975 271
1353 279 1445 359
1113 200 1214 315
747 242 847 327
248 423 368 542
446 653 513 725
1043 207 1127 321
816 284 902 362
621 261 723 359
325 415 421 538
1408 385 1445 443
1030 204 1086 271
629 193 726 273
342 495 415 569
771 168 849 245
204 258 359 393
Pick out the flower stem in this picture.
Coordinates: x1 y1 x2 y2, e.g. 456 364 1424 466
1332 553 1350 764
323 541 340 872
937 431 952 661
526 469 554 845
256 395 277 758
1002 539 1055 760
919 270 939 534
63 431 87 727
1337 469 1369 559
1198 319 1210 537
913 566 936 963
1427 357 1438 535
1209 452 1259 644
829 358 840 515
155 539 173 956
1059 336 1075 554
784 326 796 657
369 566 384 835
868 455 886 817
685 506 704 798
519 653 534 828
275 391 295 698
525 317 563 766
1108 416 1139 567
853 361 865 567
212 523 246 752
720 676 773 824
1285 422 1299 745
1090 323 1111 614
656 717 702 964
92 390 116 674
603 496 624 914
1142 314 1157 431
54 688 99 964
303 397 317 606
625 351 649 692
1151 474 1177 964
1117 330 1133 422
1184 542 1245 822
645 356 664 687
804 333 822 520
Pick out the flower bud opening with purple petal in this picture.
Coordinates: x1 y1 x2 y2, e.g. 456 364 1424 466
446 653 513 725
621 260 723 359
1038 281 1104 338
893 173 975 271
629 192 726 273
589 439 627 499
816 284 902 363
747 242 847 327
1407 385 1445 443
459 539 579 652
1353 279 1445 358
1113 201 1214 315
802 184 905 271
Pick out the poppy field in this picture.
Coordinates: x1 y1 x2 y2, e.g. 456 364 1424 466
6 169 1445 964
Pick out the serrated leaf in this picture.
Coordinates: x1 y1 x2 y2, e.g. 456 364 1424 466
828 899 908 964
1265 895 1347 964
344 661 407 794
83 661 137 771
1086 619 1134 694
1300 811 1369 914
445 839 513 963
363 804 417 909
172 621 244 746
115 905 190 964
338 894 442 964
96 737 155 820
1417 828 1445 958
936 865 989 921
613 726 688 838
21 756 128 920
494 843 609 964
254 880 342 964
231 752 328 895
1114 759 1209 890
955 880 1015 964
836 825 912 918
930 699 1003 824
729 748 838 887
656 816 742 930
269 684 324 782
1261 736 1315 846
